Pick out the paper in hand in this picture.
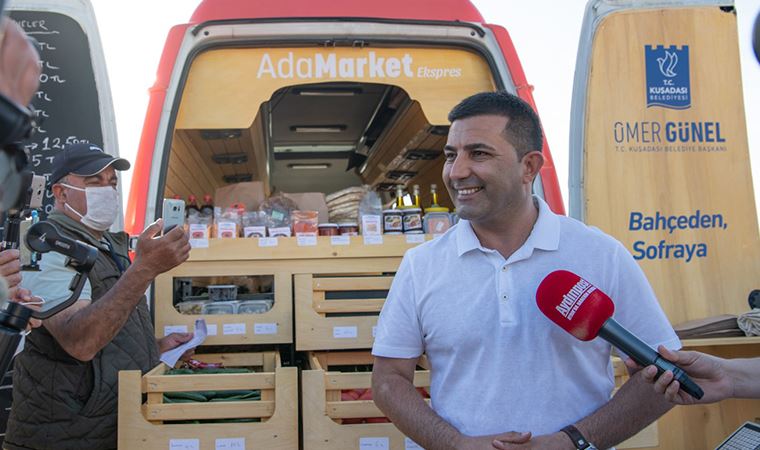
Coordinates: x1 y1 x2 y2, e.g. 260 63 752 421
160 319 207 367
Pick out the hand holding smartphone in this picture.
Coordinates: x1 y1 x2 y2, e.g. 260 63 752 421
161 198 185 235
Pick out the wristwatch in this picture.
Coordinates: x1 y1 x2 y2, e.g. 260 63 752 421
560 425 599 450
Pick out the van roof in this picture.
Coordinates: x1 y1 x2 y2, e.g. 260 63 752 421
189 0 485 24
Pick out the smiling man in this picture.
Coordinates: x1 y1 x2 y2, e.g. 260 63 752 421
371 91 680 450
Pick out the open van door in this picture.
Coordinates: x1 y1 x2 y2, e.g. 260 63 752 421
570 1 760 448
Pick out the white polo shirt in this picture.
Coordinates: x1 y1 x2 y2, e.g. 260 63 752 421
372 197 680 437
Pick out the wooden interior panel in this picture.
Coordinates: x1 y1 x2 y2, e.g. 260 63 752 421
362 100 428 186
249 104 271 196
407 158 453 210
164 111 270 200
164 130 221 200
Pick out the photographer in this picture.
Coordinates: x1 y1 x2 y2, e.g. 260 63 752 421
0 14 40 298
4 144 193 450
0 17 39 111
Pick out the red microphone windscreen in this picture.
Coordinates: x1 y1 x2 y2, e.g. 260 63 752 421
536 270 615 341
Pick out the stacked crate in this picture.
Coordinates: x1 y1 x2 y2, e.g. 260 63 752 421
118 238 302 449
290 235 432 450
118 235 431 449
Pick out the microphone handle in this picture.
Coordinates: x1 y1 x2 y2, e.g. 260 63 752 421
598 319 704 400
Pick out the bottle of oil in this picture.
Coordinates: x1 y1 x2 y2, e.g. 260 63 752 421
395 185 405 209
412 184 421 210
429 184 441 208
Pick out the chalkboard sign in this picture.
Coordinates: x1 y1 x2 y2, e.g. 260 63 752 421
9 10 104 217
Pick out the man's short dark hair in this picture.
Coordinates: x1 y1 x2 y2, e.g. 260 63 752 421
447 91 544 158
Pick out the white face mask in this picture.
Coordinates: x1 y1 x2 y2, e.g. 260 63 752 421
61 184 120 231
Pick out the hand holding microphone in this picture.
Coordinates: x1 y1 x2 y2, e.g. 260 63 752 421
536 270 704 400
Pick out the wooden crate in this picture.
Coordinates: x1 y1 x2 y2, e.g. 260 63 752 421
118 351 298 450
155 236 427 346
302 351 430 450
154 251 294 346
295 273 397 351
300 351 658 450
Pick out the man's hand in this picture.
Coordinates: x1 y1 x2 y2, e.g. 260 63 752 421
132 219 191 279
0 18 41 106
455 432 531 450
10 287 42 329
0 249 22 296
492 432 574 450
634 345 732 405
157 332 194 360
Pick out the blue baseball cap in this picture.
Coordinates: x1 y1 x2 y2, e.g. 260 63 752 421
50 143 130 185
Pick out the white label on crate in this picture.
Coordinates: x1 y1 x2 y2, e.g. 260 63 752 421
296 235 317 246
258 237 278 247
169 439 199 450
404 437 423 450
333 326 358 339
331 235 350 246
189 238 209 248
223 323 246 335
254 323 278 335
359 437 389 450
164 325 188 336
215 437 245 449
363 235 383 246
405 234 425 244
372 326 377 338
207 324 218 336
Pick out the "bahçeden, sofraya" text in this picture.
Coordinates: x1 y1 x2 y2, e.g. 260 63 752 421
628 210 726 263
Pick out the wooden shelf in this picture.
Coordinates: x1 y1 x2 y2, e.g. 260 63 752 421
188 234 433 262
681 336 760 347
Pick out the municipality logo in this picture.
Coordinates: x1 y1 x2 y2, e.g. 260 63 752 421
645 45 691 109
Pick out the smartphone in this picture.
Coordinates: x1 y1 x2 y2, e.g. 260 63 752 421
162 198 185 234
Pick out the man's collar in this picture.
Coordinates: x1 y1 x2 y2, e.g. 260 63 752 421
455 196 560 258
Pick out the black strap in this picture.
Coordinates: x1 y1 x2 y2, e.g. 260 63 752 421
561 425 592 450
103 239 128 274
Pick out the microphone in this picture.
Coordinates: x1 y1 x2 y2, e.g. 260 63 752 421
536 270 704 400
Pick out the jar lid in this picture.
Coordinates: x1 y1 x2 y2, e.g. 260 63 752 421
382 209 402 214
426 206 450 213
403 208 422 213
318 223 339 228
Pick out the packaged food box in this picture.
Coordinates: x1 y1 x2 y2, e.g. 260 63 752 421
201 301 238 315
208 284 238 301
292 210 319 236
238 299 274 314
176 300 209 315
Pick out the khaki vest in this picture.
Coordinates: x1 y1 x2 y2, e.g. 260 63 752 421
5 212 159 450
